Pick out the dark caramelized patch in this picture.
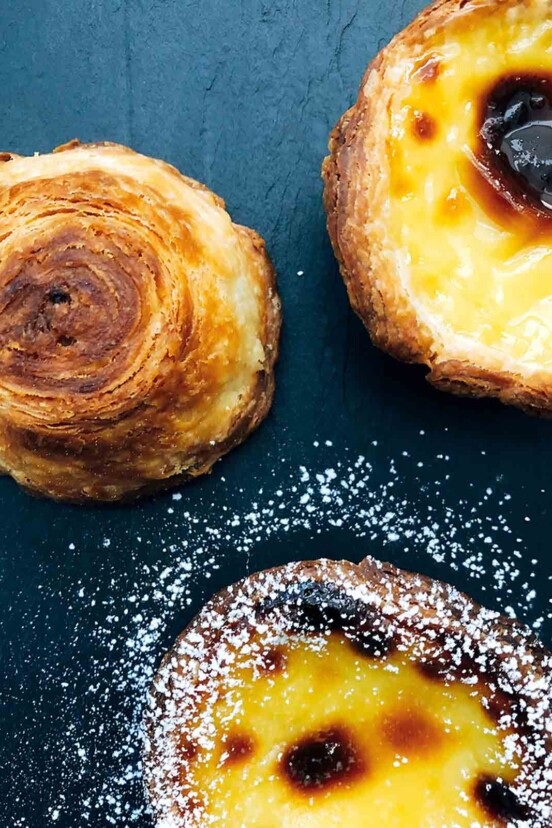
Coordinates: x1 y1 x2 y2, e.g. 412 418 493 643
221 732 255 766
416 656 450 681
281 726 365 792
412 110 438 141
474 775 530 824
482 688 533 741
177 734 198 762
257 580 396 659
48 288 71 305
415 633 478 683
381 709 442 755
481 687 515 728
260 645 287 675
476 73 552 222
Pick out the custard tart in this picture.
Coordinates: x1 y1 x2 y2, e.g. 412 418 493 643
144 557 552 827
0 141 280 501
323 0 552 413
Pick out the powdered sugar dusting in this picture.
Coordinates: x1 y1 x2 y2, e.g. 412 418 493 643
145 558 552 826
8 441 550 827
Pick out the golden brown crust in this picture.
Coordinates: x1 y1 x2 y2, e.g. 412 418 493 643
144 556 552 827
322 0 552 415
0 141 281 501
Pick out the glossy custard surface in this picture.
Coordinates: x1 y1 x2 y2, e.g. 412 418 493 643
386 0 552 368
181 633 520 827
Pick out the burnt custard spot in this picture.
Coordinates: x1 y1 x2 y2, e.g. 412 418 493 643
260 645 287 675
474 775 530 824
177 734 199 762
412 110 438 141
381 709 442 756
481 687 516 728
281 726 365 793
257 580 396 659
477 73 552 219
415 634 477 683
221 732 255 767
483 690 533 740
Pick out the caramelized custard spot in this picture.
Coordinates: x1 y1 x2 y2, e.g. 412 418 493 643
260 645 287 675
381 709 442 755
259 580 396 659
177 734 198 762
482 691 532 740
481 688 516 728
474 775 530 824
477 73 552 220
415 637 476 683
412 110 438 141
281 726 365 792
221 732 255 767
416 655 449 681
439 187 470 223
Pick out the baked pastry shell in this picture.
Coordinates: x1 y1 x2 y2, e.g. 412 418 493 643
323 0 552 415
144 555 552 825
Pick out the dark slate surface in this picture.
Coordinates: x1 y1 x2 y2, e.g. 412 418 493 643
0 1 550 826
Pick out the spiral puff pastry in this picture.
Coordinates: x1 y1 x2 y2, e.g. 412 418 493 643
324 0 552 414
0 142 280 502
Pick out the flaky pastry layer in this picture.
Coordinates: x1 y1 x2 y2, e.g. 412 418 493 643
0 141 280 501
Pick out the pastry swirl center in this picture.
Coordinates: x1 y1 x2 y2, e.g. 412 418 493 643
0 225 150 397
0 169 194 425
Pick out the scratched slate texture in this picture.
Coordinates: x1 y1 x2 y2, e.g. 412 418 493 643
0 1 551 826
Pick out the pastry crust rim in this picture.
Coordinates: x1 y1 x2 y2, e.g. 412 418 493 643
322 0 552 416
143 555 552 825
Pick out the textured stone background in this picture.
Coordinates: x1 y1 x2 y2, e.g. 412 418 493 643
0 1 550 825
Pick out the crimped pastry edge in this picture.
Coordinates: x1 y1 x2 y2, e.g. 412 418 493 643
322 0 552 416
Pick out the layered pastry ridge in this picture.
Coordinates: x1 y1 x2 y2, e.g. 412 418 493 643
323 0 552 413
0 142 280 501
144 557 552 827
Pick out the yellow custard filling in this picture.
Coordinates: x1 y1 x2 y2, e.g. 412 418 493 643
386 0 552 369
185 634 517 827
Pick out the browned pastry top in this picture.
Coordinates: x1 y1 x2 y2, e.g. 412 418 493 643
0 142 280 501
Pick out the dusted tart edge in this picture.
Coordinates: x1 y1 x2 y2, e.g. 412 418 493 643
144 556 552 827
